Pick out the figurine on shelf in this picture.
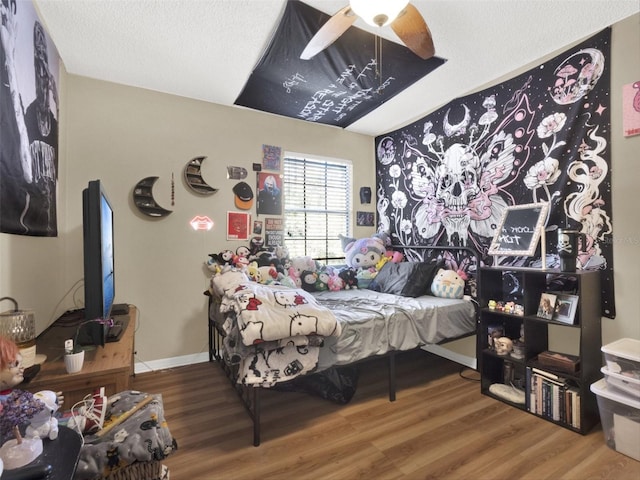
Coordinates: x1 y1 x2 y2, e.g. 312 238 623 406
494 337 514 356
488 300 497 310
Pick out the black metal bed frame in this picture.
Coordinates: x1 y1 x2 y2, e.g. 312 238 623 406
207 245 481 446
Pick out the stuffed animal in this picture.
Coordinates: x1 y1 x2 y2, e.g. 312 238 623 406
300 270 318 292
327 273 344 291
246 262 261 283
430 268 465 299
290 256 317 277
258 265 279 284
26 390 60 440
316 266 332 291
343 235 387 270
209 250 234 267
287 267 302 288
338 268 358 289
356 268 377 289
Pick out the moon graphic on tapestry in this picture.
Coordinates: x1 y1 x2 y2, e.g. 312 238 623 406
377 137 396 165
183 156 218 195
133 176 173 217
551 48 605 105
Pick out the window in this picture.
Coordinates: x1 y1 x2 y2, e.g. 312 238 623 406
283 155 352 260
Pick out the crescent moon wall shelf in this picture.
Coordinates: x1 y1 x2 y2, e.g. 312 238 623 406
184 156 218 195
133 176 173 217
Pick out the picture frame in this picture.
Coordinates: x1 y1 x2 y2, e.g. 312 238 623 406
488 203 549 256
553 294 579 325
226 211 251 241
537 292 557 320
356 211 375 227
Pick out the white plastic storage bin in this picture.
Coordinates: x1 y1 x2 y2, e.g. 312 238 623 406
601 338 640 375
590 378 640 461
601 366 640 398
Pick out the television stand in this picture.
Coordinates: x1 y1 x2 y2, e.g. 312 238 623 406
25 306 136 408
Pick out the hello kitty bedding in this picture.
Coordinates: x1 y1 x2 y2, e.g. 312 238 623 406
212 266 475 388
216 281 341 387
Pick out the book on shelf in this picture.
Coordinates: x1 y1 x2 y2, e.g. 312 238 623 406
526 366 581 427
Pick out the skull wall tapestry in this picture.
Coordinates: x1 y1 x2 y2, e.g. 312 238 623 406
375 28 615 318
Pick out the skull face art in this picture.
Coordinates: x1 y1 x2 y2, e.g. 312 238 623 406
381 99 523 248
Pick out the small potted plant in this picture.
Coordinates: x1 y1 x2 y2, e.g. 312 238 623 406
64 318 114 374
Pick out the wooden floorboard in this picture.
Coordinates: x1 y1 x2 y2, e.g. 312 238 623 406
132 350 640 479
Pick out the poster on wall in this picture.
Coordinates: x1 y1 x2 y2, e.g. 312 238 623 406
1 0 60 236
257 172 283 216
264 218 284 248
622 80 640 137
234 1 445 128
227 211 251 241
375 28 616 317
262 144 282 171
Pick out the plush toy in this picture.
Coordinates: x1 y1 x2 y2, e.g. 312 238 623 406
316 266 332 291
290 256 317 277
25 390 60 440
287 267 302 288
338 268 358 289
257 265 279 284
356 268 377 289
249 237 264 256
327 273 344 291
343 235 387 270
209 250 234 268
430 268 465 299
385 250 404 264
279 275 297 289
300 270 318 292
246 262 261 283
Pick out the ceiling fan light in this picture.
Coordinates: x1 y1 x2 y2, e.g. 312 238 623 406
350 0 409 27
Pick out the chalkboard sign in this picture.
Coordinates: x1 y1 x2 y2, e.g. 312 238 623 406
488 203 549 256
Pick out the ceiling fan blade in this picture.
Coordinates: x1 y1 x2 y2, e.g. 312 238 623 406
300 6 357 60
391 3 435 60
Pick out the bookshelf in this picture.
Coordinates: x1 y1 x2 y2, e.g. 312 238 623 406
478 267 601 434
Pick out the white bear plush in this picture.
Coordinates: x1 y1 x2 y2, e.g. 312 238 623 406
26 390 60 440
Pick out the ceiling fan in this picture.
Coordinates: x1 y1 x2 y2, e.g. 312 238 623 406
300 0 435 60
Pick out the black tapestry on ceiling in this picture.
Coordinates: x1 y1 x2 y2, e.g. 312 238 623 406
375 28 615 318
235 0 446 128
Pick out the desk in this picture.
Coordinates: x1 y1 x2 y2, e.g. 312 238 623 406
25 307 136 408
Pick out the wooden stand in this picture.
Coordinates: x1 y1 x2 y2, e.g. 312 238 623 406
25 307 136 408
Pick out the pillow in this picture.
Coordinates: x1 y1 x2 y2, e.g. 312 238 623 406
369 261 440 297
430 268 465 299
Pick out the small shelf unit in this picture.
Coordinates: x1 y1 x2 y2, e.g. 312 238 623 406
478 266 602 434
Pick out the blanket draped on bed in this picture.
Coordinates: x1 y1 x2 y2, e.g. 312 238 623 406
219 283 342 387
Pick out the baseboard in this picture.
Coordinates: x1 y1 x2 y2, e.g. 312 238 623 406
134 352 210 374
135 346 475 375
421 344 477 370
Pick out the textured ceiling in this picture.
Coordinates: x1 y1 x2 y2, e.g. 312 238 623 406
34 0 639 137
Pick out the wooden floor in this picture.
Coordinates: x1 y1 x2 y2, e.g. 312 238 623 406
133 350 640 480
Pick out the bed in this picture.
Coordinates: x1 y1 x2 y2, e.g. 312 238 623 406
207 246 480 446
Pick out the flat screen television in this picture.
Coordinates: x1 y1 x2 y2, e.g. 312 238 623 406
78 179 115 347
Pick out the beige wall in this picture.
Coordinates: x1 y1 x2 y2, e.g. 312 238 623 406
1 14 637 368
1 74 375 365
